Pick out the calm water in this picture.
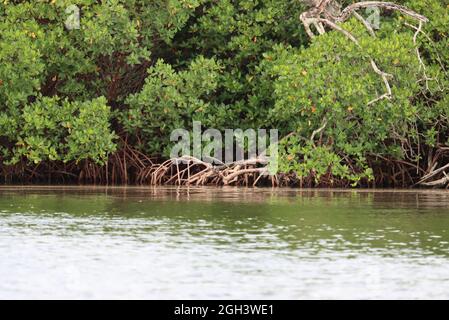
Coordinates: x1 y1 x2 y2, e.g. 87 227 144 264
1 186 449 299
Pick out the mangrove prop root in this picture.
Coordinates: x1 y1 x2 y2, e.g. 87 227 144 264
140 156 277 187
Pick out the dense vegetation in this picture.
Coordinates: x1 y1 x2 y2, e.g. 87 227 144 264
0 0 447 186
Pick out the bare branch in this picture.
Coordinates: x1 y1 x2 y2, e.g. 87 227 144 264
318 18 393 104
416 162 449 186
337 1 428 23
352 11 376 37
310 117 328 145
299 1 428 105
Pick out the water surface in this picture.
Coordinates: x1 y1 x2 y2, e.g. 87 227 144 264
1 186 449 299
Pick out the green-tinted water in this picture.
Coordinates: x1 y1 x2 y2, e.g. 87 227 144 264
1 186 449 299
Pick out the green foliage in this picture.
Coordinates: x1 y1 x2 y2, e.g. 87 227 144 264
279 135 373 185
10 96 116 165
0 0 447 185
264 20 421 175
122 56 221 156
0 0 201 166
175 0 308 128
263 0 448 183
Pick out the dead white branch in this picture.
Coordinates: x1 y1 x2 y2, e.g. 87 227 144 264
300 1 429 105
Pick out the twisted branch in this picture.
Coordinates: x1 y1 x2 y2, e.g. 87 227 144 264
300 1 428 105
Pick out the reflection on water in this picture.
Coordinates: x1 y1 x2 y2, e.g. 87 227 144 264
1 186 449 299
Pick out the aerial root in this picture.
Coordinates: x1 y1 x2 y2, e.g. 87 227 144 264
138 156 278 187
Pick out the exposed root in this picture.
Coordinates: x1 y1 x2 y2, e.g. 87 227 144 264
3 149 448 188
420 174 449 187
139 156 277 187
416 162 449 187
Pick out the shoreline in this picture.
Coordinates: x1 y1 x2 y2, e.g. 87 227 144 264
0 184 447 193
